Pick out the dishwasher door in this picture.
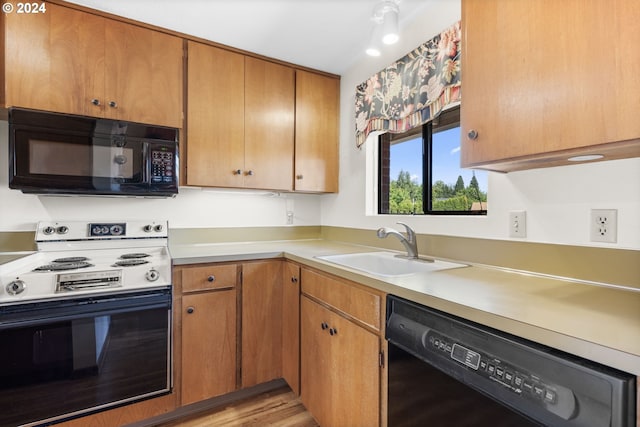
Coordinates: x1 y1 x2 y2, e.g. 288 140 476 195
386 295 636 427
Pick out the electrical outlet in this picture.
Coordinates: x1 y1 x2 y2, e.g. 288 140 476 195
509 211 526 238
286 211 294 225
590 209 617 243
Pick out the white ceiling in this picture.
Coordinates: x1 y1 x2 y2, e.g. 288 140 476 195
64 0 437 75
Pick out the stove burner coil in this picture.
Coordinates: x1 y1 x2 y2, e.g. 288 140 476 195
52 256 90 263
119 253 151 259
34 262 94 272
113 259 150 267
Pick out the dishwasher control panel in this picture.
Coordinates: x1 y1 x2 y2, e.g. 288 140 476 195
425 330 576 420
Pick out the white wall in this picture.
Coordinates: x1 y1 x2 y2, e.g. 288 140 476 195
0 121 321 231
2 1 638 251
322 0 640 250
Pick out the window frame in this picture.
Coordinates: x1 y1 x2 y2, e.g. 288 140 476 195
378 106 487 216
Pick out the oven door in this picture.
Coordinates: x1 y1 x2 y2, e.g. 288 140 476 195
0 288 172 427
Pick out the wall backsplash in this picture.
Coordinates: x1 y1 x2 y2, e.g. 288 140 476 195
0 121 322 232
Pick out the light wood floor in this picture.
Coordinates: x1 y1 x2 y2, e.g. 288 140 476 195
160 386 319 427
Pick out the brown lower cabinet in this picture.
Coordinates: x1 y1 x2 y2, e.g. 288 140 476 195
181 290 237 404
300 268 384 427
179 263 239 405
282 262 301 395
241 261 284 387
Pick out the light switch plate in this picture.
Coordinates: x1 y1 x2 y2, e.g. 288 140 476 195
509 211 526 238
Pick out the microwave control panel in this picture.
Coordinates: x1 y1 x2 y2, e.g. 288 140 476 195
150 150 175 183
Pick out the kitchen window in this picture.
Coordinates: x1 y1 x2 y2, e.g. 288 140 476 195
378 106 487 215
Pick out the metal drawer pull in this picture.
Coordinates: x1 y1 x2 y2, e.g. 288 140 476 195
207 275 215 282
187 306 195 314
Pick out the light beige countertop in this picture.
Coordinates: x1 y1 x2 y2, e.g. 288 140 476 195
170 239 640 376
0 252 34 266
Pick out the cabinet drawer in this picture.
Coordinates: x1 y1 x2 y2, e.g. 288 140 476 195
181 264 238 292
301 269 381 331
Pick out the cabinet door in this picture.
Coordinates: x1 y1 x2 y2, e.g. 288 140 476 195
244 57 295 191
4 7 50 110
241 261 283 387
105 20 183 127
49 5 105 117
3 3 105 115
282 262 300 395
294 70 339 193
300 296 333 427
301 296 380 427
186 41 245 187
181 290 237 405
461 0 640 169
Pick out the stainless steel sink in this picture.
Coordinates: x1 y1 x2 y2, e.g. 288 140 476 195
315 252 467 277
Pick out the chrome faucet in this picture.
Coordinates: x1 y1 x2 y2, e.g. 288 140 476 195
376 222 418 259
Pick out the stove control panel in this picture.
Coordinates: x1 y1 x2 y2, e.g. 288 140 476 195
36 220 169 243
90 223 126 237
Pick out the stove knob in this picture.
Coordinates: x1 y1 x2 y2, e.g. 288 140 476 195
43 226 55 235
143 225 153 233
6 280 26 296
154 224 164 232
57 226 69 234
145 269 160 282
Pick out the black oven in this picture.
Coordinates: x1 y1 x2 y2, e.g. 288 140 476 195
8 108 179 197
386 295 636 427
0 287 172 427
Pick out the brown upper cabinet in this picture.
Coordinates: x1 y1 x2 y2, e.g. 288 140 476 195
460 0 640 172
294 70 339 192
186 42 339 193
186 41 295 191
2 3 183 128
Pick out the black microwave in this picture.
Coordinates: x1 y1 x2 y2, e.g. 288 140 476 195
8 108 179 197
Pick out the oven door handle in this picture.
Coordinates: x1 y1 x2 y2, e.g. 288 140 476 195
0 287 171 329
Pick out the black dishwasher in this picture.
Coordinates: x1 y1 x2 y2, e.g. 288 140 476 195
386 295 636 427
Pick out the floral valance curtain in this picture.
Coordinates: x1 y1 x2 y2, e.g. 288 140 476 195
355 21 461 148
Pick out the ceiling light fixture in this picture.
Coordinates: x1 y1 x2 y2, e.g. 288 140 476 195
366 0 400 57
380 2 399 45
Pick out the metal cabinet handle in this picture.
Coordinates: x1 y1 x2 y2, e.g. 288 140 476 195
296 174 303 180
291 276 298 283
109 101 118 108
321 322 328 330
91 98 101 106
246 170 254 176
467 129 479 140
207 275 215 282
187 306 195 314
329 328 337 336
233 169 242 175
